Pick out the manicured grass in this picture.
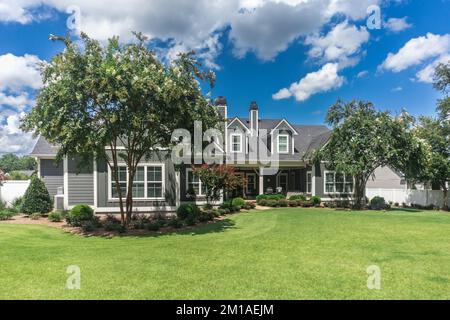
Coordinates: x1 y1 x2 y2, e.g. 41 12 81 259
1 208 450 299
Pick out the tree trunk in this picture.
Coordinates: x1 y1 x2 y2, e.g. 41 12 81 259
443 187 449 211
353 175 366 210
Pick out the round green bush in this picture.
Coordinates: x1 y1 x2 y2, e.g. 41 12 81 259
176 203 200 221
48 211 63 222
311 196 321 206
279 199 289 207
370 196 388 210
232 197 246 207
21 176 52 214
70 204 94 221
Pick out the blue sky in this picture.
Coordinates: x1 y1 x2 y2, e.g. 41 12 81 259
0 0 449 154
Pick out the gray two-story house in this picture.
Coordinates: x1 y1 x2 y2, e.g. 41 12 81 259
31 96 358 213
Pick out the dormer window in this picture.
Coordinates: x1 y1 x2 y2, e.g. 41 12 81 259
231 133 242 153
277 134 289 153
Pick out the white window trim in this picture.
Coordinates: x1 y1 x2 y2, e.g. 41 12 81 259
230 133 243 153
246 173 256 194
306 171 312 194
186 168 205 196
323 171 354 194
108 163 165 201
277 134 289 154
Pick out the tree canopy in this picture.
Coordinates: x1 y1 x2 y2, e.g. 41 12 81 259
411 62 450 209
22 32 221 223
317 100 426 209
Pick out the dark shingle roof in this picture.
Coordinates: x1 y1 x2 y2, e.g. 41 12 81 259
229 118 330 160
30 136 59 156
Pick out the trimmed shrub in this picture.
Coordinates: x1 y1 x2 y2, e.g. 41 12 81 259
288 200 298 207
311 196 321 206
48 211 63 222
104 221 126 233
300 200 314 208
242 202 256 210
259 199 268 207
147 222 161 231
168 218 183 229
256 194 268 203
66 204 94 226
199 210 215 222
232 197 246 207
70 204 94 220
130 214 150 229
289 194 306 201
81 221 97 232
21 175 52 214
266 194 285 201
0 211 14 221
218 208 229 215
0 201 6 211
279 199 289 207
30 212 41 220
266 200 279 207
370 196 388 210
177 203 200 223
231 205 241 212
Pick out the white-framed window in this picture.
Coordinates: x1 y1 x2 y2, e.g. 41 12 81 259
277 134 289 153
230 133 242 153
306 171 312 194
186 168 205 196
324 171 353 194
108 164 165 200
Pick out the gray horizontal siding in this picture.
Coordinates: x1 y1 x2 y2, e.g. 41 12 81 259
68 157 94 206
40 159 63 197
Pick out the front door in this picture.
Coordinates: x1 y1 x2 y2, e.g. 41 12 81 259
278 173 288 193
246 173 256 195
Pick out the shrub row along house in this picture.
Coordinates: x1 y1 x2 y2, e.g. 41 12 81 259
30 97 400 213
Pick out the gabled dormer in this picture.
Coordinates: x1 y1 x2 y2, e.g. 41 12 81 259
270 119 298 155
227 117 250 154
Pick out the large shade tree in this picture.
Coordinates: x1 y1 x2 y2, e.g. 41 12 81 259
411 62 450 210
22 32 220 224
317 100 426 209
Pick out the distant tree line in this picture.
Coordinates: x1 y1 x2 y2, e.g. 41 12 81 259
0 154 37 174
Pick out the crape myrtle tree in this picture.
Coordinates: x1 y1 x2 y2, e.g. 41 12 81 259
412 62 450 210
192 165 245 206
22 32 220 225
317 100 426 209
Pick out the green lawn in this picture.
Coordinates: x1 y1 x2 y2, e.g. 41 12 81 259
1 208 450 300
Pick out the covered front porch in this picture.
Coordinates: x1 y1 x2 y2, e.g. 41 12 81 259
231 165 313 199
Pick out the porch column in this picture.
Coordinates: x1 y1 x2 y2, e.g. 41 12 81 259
311 164 316 196
259 167 264 195
175 170 181 207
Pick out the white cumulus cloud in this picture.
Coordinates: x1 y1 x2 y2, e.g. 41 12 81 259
273 62 344 102
306 20 369 68
0 53 43 92
380 33 450 73
384 17 412 33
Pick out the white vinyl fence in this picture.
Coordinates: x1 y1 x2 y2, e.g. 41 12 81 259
366 188 445 208
0 180 30 207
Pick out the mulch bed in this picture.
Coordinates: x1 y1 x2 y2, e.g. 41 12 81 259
0 211 255 238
